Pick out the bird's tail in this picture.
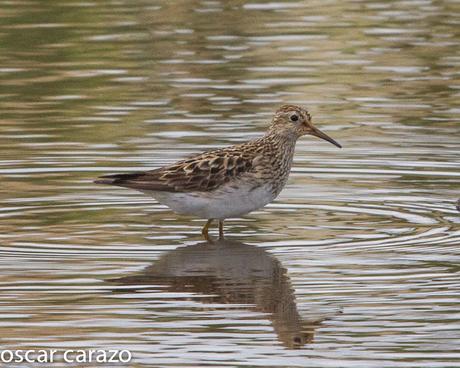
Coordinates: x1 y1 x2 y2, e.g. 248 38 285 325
94 172 144 185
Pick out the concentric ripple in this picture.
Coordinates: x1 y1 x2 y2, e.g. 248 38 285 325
1 0 460 367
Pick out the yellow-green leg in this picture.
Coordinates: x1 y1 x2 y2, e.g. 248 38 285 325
202 219 213 240
218 220 224 239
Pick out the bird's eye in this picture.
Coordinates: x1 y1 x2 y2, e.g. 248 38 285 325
290 114 299 122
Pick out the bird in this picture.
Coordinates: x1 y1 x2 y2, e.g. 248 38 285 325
95 104 341 239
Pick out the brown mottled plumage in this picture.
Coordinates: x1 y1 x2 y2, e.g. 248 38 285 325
95 105 341 238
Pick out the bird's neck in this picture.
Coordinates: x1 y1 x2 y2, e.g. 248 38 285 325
263 130 298 157
254 131 297 196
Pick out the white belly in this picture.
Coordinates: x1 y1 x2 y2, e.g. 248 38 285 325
143 182 276 219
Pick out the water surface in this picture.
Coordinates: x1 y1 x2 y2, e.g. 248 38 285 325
1 0 460 367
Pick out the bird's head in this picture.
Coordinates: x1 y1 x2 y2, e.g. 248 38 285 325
270 104 341 148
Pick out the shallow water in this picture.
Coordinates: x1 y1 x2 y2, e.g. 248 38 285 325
1 0 460 367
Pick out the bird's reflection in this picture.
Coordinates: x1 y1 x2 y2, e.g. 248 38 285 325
111 238 327 348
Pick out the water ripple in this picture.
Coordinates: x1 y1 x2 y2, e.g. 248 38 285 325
1 0 460 366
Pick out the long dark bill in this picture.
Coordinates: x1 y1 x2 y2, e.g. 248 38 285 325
310 127 342 148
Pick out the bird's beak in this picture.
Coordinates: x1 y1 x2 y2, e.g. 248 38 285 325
310 126 342 148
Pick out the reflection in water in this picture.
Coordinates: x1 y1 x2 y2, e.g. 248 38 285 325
112 238 327 349
2 0 460 365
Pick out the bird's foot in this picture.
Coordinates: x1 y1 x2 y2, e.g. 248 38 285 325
201 219 213 241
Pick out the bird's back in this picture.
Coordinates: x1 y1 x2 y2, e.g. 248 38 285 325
95 134 293 194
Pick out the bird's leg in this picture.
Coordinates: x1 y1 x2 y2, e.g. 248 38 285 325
218 220 224 239
202 219 213 240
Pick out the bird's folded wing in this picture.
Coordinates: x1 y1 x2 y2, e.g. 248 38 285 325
95 149 255 193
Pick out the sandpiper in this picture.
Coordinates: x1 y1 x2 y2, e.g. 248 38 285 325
95 105 341 238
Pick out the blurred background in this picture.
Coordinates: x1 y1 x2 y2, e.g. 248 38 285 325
0 0 459 367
